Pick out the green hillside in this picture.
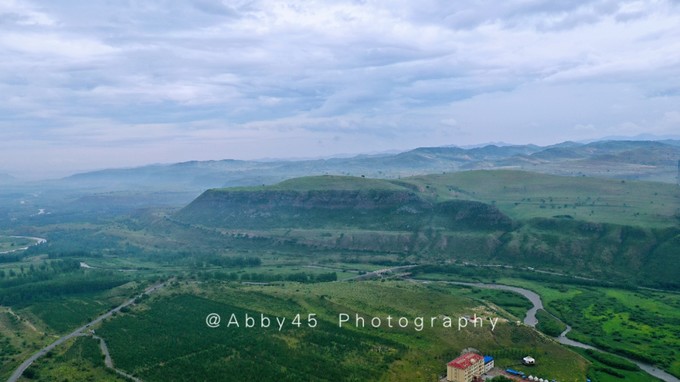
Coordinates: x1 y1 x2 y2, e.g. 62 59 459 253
176 175 512 231
227 175 409 192
401 170 680 228
174 170 680 289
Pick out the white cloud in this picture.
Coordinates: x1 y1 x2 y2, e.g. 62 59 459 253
0 33 117 59
0 0 55 26
1 0 680 177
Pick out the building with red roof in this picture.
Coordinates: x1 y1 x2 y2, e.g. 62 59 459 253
446 352 484 382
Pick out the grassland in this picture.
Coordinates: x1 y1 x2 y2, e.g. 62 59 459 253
401 170 680 228
223 175 408 192
0 307 53 381
492 278 680 375
206 170 680 228
452 287 533 321
417 269 680 378
549 287 680 377
0 237 35 253
535 309 567 337
575 348 662 382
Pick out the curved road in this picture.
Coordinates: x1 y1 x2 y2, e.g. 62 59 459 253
412 278 679 382
7 281 165 382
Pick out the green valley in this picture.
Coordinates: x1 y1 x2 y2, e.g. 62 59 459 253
1 166 678 382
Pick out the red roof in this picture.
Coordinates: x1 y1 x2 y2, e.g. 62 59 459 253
447 353 484 370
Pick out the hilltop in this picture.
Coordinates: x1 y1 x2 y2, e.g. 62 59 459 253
175 170 680 289
176 175 512 231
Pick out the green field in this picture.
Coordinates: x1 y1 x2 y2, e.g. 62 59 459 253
92 281 588 382
20 336 126 382
208 170 680 228
486 277 680 378
535 309 567 337
24 284 138 334
0 169 678 381
575 348 662 382
0 236 35 253
402 170 680 228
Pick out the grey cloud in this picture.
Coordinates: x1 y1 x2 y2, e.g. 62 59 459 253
1 0 679 177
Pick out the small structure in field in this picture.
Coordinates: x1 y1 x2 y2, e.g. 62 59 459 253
522 356 536 365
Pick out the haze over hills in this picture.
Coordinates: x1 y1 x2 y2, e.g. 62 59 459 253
2 139 678 227
0 173 16 183
56 139 680 192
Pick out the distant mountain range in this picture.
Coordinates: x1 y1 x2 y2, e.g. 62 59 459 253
57 140 680 192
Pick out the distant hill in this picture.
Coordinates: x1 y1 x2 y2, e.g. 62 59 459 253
176 175 512 231
175 170 680 289
56 140 680 192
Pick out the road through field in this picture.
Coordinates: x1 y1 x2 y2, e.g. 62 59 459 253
7 281 166 382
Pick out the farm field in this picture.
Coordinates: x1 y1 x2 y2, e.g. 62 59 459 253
92 281 588 382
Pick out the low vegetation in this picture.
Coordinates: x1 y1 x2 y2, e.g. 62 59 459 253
0 169 678 381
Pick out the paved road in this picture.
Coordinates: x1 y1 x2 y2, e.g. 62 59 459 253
7 282 165 382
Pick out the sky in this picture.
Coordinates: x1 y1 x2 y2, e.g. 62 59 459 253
1 0 680 179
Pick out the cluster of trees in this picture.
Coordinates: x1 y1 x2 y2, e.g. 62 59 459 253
195 271 337 283
0 254 22 263
585 349 639 371
201 256 261 268
0 259 80 281
47 250 102 259
535 310 566 337
413 263 634 289
0 273 128 306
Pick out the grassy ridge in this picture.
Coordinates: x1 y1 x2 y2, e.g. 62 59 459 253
225 175 409 192
402 170 680 228
174 171 680 288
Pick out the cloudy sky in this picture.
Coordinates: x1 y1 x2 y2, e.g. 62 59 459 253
1 0 680 178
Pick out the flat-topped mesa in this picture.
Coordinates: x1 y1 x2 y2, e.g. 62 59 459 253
175 175 512 231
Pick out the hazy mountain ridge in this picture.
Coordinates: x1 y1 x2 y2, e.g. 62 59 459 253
3 140 678 225
57 140 680 191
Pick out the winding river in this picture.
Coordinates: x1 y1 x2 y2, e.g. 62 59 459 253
426 280 679 382
0 236 47 254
